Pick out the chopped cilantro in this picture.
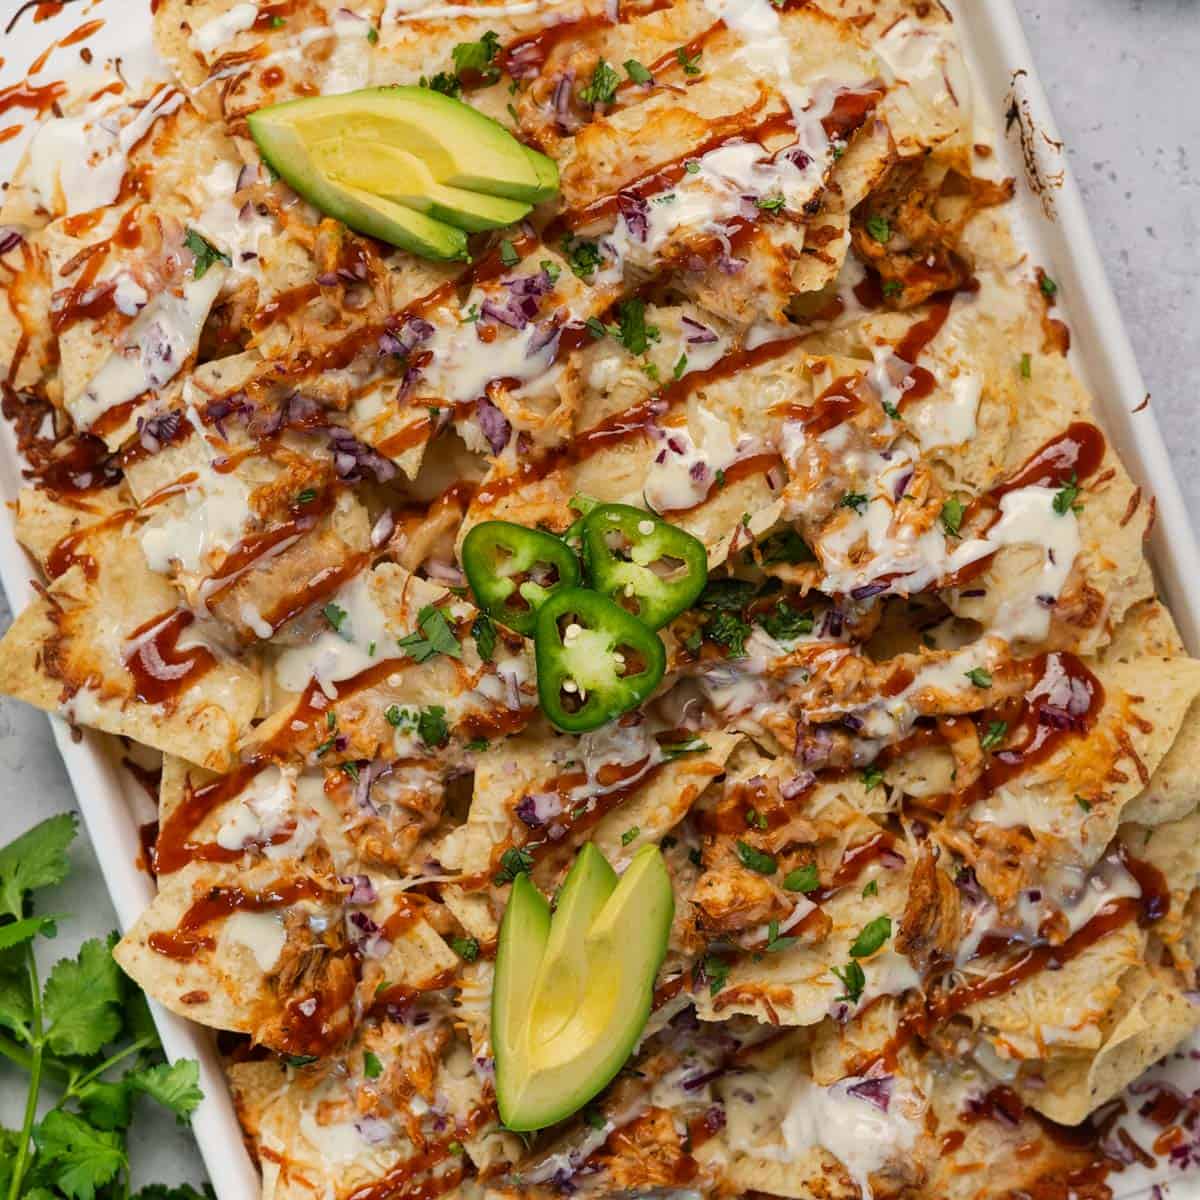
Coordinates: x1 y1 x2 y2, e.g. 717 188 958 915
624 58 653 85
940 495 966 537
735 840 777 875
760 528 815 564
1053 474 1083 515
322 602 348 634
452 30 501 81
759 603 815 642
540 258 561 284
862 765 884 791
472 613 497 662
661 737 710 761
707 611 751 658
584 1109 607 1130
783 864 820 893
499 239 520 267
882 279 904 297
882 399 901 419
562 235 603 279
832 960 866 1004
417 706 449 748
839 491 869 515
849 915 892 958
397 605 462 663
866 215 892 243
422 71 461 98
965 668 993 688
183 228 231 280
367 25 379 44
980 720 1008 752
1076 795 1092 813
621 826 640 847
673 353 688 380
862 879 879 898
493 847 534 886
580 58 620 106
450 936 480 962
676 46 702 75
296 488 317 504
1020 352 1032 379
703 955 731 996
1040 273 1059 297
614 297 659 355
363 1051 383 1079
757 195 786 212
766 919 797 954
466 737 490 753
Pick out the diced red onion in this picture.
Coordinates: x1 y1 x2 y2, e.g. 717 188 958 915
480 298 524 329
0 228 24 256
354 1117 393 1145
235 163 257 192
954 865 983 903
781 772 816 801
851 581 889 601
316 271 340 286
136 409 183 454
339 874 377 905
617 192 649 242
553 70 578 134
892 470 913 501
328 428 398 483
846 1075 893 1112
476 396 512 454
681 1067 725 1092
425 559 466 586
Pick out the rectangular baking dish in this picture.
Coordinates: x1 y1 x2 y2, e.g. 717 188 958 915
0 2 1195 1197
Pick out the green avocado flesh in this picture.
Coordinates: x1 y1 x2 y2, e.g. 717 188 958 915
493 844 674 1132
313 140 533 233
248 88 560 254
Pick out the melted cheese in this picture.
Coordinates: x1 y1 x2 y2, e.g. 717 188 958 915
221 910 286 971
69 267 226 432
274 570 393 696
643 405 742 515
191 4 259 54
27 87 183 217
908 373 982 452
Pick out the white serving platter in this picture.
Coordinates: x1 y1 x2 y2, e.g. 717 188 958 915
0 3 1195 1198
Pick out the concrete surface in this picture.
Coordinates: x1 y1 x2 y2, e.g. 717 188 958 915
0 0 1197 1187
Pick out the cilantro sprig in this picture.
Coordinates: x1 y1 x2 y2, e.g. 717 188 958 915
0 816 203 1200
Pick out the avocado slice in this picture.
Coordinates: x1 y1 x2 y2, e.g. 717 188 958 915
248 87 552 204
522 146 562 207
246 114 468 260
494 845 674 1132
313 139 532 233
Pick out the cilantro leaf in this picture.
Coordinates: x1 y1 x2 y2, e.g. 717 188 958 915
562 235 603 279
580 58 620 106
831 959 865 1004
866 214 891 243
493 847 534 886
675 45 702 74
759 528 814 564
940 495 966 537
183 229 230 280
735 840 777 875
472 613 497 663
323 602 348 634
703 954 730 996
849 915 892 958
43 936 124 1057
660 737 710 762
126 1059 203 1124
839 491 869 515
363 1050 383 1079
1053 473 1083 515
765 919 797 954
621 826 640 847
861 765 884 791
450 936 480 962
758 603 814 642
697 578 757 612
980 720 1008 751
783 864 819 893
0 913 64 951
76 1080 133 1132
0 812 76 918
624 58 652 84
452 29 500 79
422 71 461 97
417 706 449 748
965 667 993 688
707 611 751 658
397 605 462 663
614 297 659 356
34 1110 126 1200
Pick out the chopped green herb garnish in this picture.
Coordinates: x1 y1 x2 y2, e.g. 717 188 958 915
849 915 892 958
615 297 659 355
472 613 497 662
759 603 815 642
493 847 534 886
1076 795 1092 813
766 919 797 954
624 59 653 85
866 215 892 243
703 954 731 996
296 488 317 504
757 195 786 212
466 737 490 753
862 880 879 898
184 228 231 280
965 668 993 689
783 864 820 893
735 840 777 875
1020 352 1032 379
323 602 348 634
367 25 379 44
661 737 710 761
562 235 603 279
621 826 640 846
580 58 620 106
882 279 903 297
499 239 520 268
1053 474 1083 515
882 399 901 419
450 936 480 962
862 765 884 791
397 605 462 663
940 495 966 537
452 29 501 80
422 71 462 97
363 1051 383 1079
417 706 449 748
1040 273 1058 297
676 46 702 74
832 959 866 1004
673 353 688 380
840 491 869 515
980 720 1008 752
707 611 752 658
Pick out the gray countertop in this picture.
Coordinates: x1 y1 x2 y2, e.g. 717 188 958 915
0 0 1197 1187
